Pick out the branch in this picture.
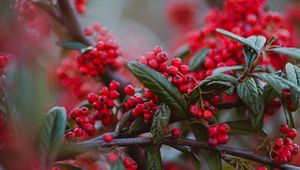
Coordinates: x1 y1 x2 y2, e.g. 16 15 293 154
75 137 300 170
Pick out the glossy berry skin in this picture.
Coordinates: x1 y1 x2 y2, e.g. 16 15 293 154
287 129 297 139
257 167 267 170
123 157 137 170
280 124 289 134
84 123 96 136
103 133 113 143
124 85 135 96
74 127 84 137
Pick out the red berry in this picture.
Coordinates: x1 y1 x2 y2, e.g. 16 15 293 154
208 125 218 136
291 144 299 155
106 152 119 163
257 167 267 170
84 123 96 136
179 65 189 75
148 59 159 69
218 123 230 133
189 104 200 115
66 131 76 140
109 80 120 90
109 90 120 100
168 66 179 76
280 124 289 134
203 110 213 120
284 138 293 145
88 93 98 103
76 116 86 127
171 58 182 68
124 85 135 96
70 108 81 119
171 128 182 138
80 106 90 116
143 89 153 99
287 128 297 139
208 137 218 147
217 133 229 144
274 138 284 148
271 98 281 108
123 157 137 169
74 127 84 137
103 133 113 143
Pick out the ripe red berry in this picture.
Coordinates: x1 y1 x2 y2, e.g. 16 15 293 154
171 58 182 68
274 138 284 148
189 104 200 115
257 166 267 170
84 123 96 136
208 137 218 147
80 106 90 116
123 157 137 170
203 110 213 120
109 90 120 99
74 127 84 137
124 85 135 96
291 144 299 155
217 133 229 144
284 138 293 145
88 93 98 103
171 128 182 138
66 131 76 140
109 80 120 90
287 128 297 139
280 124 289 134
103 133 113 143
106 152 119 164
179 65 189 75
218 123 230 134
76 116 86 127
208 125 218 136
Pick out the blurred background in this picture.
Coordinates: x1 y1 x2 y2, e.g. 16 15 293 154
0 0 300 169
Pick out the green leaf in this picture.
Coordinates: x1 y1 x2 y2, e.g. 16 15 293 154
254 73 300 95
285 63 300 110
213 65 244 74
128 116 145 135
243 36 266 66
226 120 267 137
117 111 132 133
110 158 125 170
168 145 201 169
191 123 222 170
189 73 238 101
237 78 264 127
150 104 171 144
146 145 163 170
128 62 189 118
55 163 82 170
39 107 67 166
174 44 191 59
216 28 256 50
270 47 300 60
189 48 209 71
58 41 87 50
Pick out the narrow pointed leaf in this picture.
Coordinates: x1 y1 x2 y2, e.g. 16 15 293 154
213 65 244 74
285 63 300 110
128 116 145 135
128 62 189 118
270 47 300 60
117 111 132 133
58 41 87 50
226 120 267 137
174 44 191 59
146 145 163 170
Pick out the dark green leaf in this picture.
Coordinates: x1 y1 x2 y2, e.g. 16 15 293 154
213 65 244 74
247 36 266 52
117 111 132 133
174 44 191 59
263 84 278 102
270 47 300 60
55 163 82 170
146 145 163 170
39 107 67 165
128 116 145 135
189 48 209 71
237 78 264 127
80 46 94 54
191 123 222 170
58 41 87 50
226 120 267 137
285 63 300 110
110 158 125 170
216 28 256 50
128 62 189 118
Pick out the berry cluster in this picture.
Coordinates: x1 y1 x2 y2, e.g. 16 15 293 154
65 81 120 140
208 123 230 147
187 0 296 80
87 80 120 125
271 124 298 165
123 85 159 121
74 0 88 15
77 23 121 77
65 106 96 140
140 47 197 94
171 128 182 138
57 55 99 99
189 101 217 120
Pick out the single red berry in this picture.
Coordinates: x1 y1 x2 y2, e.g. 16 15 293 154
144 112 153 120
168 66 179 76
210 95 221 105
66 131 76 140
148 59 159 69
109 90 120 100
70 108 81 119
189 104 200 115
208 125 218 136
171 58 182 68
127 97 137 108
103 133 113 143
74 127 84 137
287 128 297 139
123 157 137 169
271 98 281 108
274 138 284 148
256 166 267 170
100 87 110 96
80 106 90 116
284 138 293 145
84 28 93 36
280 124 289 134
203 110 213 120
218 123 230 134
88 93 98 103
291 144 299 155
180 65 189 75
171 128 182 138
217 133 229 144
84 123 96 136
143 89 153 99
124 85 135 96
76 116 86 127
109 80 120 90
